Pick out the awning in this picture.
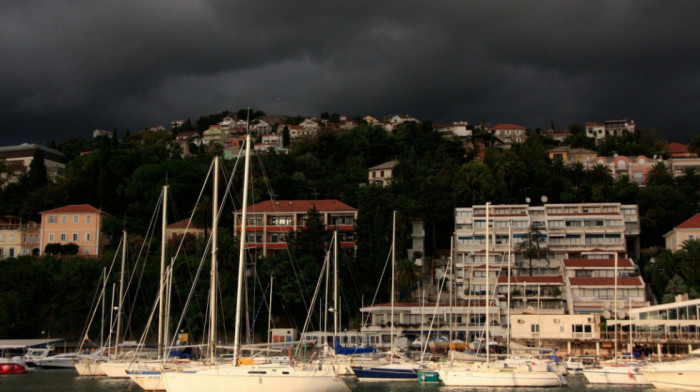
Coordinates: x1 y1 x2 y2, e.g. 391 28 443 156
0 338 65 349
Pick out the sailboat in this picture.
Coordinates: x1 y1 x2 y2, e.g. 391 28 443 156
437 202 565 387
350 211 421 382
161 133 349 392
582 253 650 385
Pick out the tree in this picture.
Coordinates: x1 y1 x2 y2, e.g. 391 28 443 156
689 134 700 156
395 258 420 298
27 149 48 190
662 275 690 304
646 162 674 186
516 224 550 276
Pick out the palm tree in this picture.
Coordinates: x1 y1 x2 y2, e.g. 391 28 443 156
516 223 551 276
644 249 693 299
395 258 420 298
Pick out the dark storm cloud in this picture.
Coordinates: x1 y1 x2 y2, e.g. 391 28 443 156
1 1 699 145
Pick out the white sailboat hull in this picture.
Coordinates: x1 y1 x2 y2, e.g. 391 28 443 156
98 361 135 378
583 366 650 385
642 360 700 390
438 365 565 387
162 365 349 392
74 359 106 376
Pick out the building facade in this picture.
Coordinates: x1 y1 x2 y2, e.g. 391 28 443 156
233 199 358 258
39 204 108 257
664 213 700 251
452 203 645 330
367 160 398 187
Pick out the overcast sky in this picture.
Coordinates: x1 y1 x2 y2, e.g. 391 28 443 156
1 1 698 146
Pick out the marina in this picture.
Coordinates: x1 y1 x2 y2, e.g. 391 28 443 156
0 369 657 392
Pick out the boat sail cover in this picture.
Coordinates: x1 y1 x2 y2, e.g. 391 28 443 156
334 338 376 355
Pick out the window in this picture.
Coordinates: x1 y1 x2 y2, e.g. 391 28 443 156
8 248 14 257
60 234 67 242
49 234 55 242
48 215 57 224
72 233 79 242
531 324 540 333
86 215 92 223
83 247 90 255
0 234 3 242
85 233 92 242
61 215 67 224
73 215 79 223
0 249 3 257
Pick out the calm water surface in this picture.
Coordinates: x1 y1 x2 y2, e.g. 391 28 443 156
0 369 657 392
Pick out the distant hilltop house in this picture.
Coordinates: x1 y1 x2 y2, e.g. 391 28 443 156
433 122 471 139
489 123 527 146
92 129 114 138
367 160 398 187
0 143 67 186
664 213 700 252
540 128 572 143
39 204 109 257
585 119 635 144
381 114 420 131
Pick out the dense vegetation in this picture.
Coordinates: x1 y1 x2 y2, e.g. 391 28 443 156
0 115 698 342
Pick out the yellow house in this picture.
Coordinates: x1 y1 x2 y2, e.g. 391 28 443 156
664 213 700 251
39 204 108 257
547 146 598 165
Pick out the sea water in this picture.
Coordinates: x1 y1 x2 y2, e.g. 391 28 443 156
0 368 656 392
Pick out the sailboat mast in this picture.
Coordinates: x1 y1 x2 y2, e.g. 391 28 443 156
233 133 252 366
158 185 168 359
390 210 396 361
209 156 219 362
115 230 126 358
485 202 490 363
333 229 339 347
614 252 618 362
507 221 512 357
267 276 273 345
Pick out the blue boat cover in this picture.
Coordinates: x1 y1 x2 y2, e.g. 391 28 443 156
334 338 376 355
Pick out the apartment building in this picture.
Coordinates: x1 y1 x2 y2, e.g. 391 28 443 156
39 204 109 257
452 202 644 315
233 199 358 258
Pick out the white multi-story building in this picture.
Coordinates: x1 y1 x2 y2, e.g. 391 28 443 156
453 203 645 318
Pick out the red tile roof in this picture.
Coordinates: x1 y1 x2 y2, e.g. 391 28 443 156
246 200 357 213
568 277 644 286
497 275 563 283
675 213 700 229
40 204 102 214
491 123 526 130
563 258 634 268
668 142 689 155
167 218 196 229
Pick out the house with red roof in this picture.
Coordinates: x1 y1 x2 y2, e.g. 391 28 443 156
39 204 109 257
165 218 205 240
489 123 527 145
233 199 358 257
664 213 700 251
668 142 691 158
